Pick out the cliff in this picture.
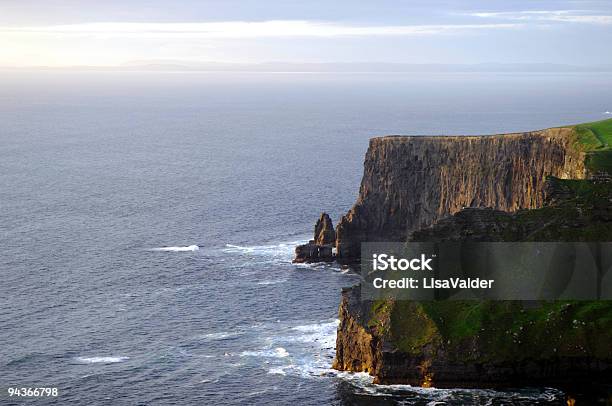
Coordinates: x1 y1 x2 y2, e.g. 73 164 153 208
333 178 612 389
334 287 612 389
335 127 587 262
323 119 612 395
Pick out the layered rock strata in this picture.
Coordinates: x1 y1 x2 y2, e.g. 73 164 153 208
335 127 586 262
319 122 612 394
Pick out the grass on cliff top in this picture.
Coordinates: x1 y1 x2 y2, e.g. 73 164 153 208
573 118 612 150
381 300 612 362
572 118 612 173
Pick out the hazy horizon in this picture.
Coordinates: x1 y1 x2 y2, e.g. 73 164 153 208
1 0 611 68
4 61 612 73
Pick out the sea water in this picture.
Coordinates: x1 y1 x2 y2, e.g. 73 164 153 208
1 71 611 405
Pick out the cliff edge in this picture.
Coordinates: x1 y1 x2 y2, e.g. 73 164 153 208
335 126 587 263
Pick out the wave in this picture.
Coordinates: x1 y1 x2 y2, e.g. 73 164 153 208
329 370 564 402
268 366 287 376
240 347 289 358
283 318 565 403
245 319 340 380
291 319 339 335
293 261 349 274
199 331 242 341
256 279 287 285
75 356 130 364
151 245 199 252
605 111 611 115
223 238 308 258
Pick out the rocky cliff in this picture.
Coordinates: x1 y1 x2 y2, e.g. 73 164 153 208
334 287 612 389
335 127 586 262
333 177 612 390
323 120 612 395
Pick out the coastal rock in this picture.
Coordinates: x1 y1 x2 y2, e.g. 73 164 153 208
335 127 586 263
334 289 612 388
328 121 612 391
314 213 336 245
293 213 335 263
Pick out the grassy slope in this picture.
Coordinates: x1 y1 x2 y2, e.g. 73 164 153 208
386 300 612 362
572 118 612 173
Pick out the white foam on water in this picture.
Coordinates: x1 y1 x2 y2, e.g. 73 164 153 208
291 320 339 333
199 331 242 341
605 111 611 114
288 320 339 347
150 245 199 252
240 347 289 358
341 377 566 402
293 262 347 274
223 238 309 258
256 279 288 286
268 366 287 375
75 356 130 364
254 319 340 380
263 318 565 403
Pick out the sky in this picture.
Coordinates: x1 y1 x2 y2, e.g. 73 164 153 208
1 0 611 68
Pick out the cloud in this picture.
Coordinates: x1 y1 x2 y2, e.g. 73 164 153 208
469 10 612 24
0 20 521 39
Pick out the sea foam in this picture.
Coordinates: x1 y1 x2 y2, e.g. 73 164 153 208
151 245 199 252
240 347 289 358
75 356 130 364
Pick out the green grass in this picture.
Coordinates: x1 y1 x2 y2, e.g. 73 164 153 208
387 301 441 355
379 300 612 362
572 118 612 150
571 118 612 173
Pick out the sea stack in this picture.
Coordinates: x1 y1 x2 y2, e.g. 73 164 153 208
293 212 336 263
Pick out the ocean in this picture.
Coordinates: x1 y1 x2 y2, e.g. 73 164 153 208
1 71 611 405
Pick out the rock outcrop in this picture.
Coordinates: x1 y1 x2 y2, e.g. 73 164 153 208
335 127 586 262
314 213 336 245
293 213 335 263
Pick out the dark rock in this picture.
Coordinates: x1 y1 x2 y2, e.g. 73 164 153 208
293 241 334 263
293 213 336 263
314 213 335 245
335 128 587 263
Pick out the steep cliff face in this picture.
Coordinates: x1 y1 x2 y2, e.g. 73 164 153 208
335 127 586 262
328 121 612 392
332 287 381 375
333 178 612 388
334 286 612 388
